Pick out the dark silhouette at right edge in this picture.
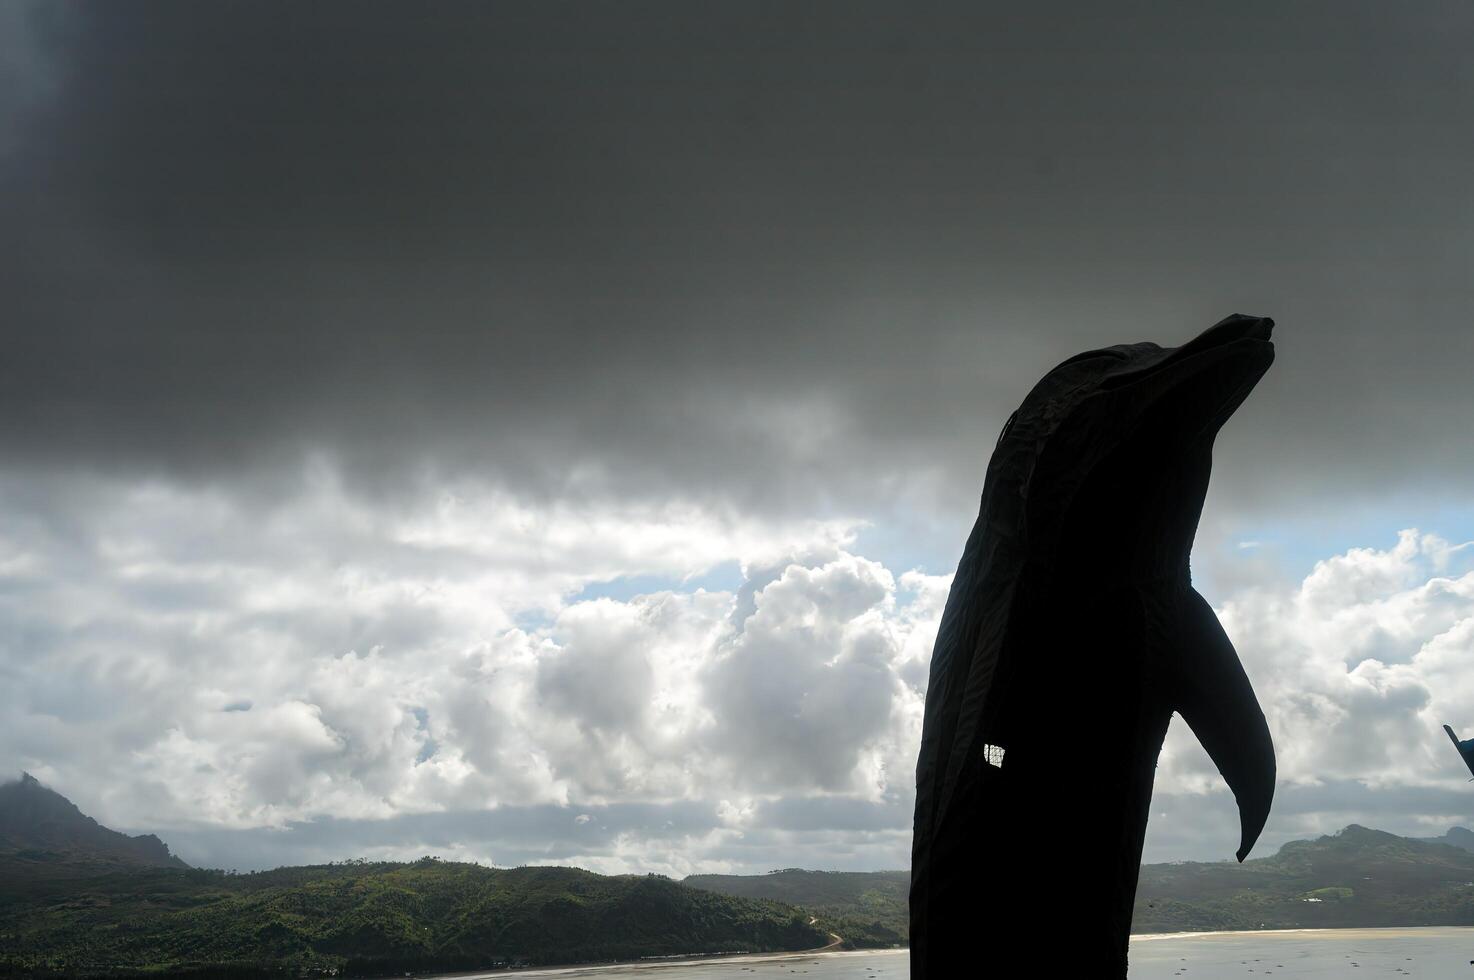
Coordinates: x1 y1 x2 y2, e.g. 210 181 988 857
1444 725 1474 781
911 315 1278 977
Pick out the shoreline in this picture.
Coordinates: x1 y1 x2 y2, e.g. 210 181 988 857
423 947 909 980
1132 925 1474 942
416 927 1474 978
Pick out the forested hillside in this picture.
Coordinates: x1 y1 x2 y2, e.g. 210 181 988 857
0 859 830 977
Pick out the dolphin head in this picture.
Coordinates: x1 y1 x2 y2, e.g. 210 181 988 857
1083 312 1275 443
1002 314 1275 578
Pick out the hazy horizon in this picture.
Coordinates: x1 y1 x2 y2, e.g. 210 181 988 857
12 768 1474 876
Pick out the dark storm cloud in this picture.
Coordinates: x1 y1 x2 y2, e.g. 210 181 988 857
5 1 1474 521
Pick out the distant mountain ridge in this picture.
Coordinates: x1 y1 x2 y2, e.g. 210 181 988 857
1134 823 1474 932
11 774 1474 975
1415 825 1474 852
683 827 1474 941
683 868 907 944
0 772 187 869
0 859 835 977
0 778 845 977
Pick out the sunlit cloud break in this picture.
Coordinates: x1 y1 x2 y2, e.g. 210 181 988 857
3 458 1473 872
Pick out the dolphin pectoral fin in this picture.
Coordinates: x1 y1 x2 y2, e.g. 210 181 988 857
1171 589 1276 863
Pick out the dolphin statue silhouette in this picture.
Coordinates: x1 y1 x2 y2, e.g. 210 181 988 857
910 314 1278 977
1444 724 1474 781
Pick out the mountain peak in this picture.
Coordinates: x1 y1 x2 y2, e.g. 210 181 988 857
1336 824 1393 838
0 773 187 869
1413 825 1474 854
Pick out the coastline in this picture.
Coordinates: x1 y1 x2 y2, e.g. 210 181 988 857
419 929 1474 976
424 947 909 979
1132 925 1474 942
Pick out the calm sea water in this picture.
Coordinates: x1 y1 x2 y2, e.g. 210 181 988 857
1129 928 1474 979
447 949 908 978
442 929 1474 978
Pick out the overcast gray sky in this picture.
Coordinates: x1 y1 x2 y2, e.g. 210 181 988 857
3 0 1474 873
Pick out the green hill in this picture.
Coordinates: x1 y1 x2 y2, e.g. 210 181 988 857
18 766 1474 973
683 828 1474 941
683 868 908 945
0 859 832 977
0 776 832 978
1134 824 1474 933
